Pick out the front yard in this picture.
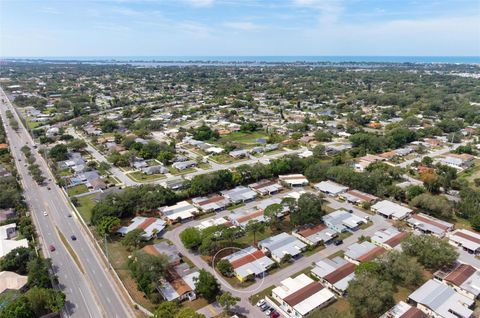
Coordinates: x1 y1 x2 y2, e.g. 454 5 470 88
74 193 98 223
66 184 89 197
127 171 166 182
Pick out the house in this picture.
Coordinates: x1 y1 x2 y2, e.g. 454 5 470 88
143 241 182 266
117 216 166 240
230 209 265 228
322 210 367 233
314 181 348 197
159 201 198 224
408 279 474 318
441 153 475 169
371 200 413 220
0 238 28 258
86 178 107 190
293 224 338 246
0 223 17 240
311 256 356 295
222 246 275 282
161 177 185 190
172 160 197 171
0 164 12 178
354 154 384 172
371 227 408 250
255 198 289 217
258 232 307 262
407 213 454 238
339 190 379 205
249 180 283 196
278 174 309 187
0 209 16 222
133 160 148 169
344 241 385 265
434 263 480 300
0 271 28 294
142 165 168 175
380 301 427 318
271 274 336 318
448 229 480 255
192 195 231 212
158 270 200 302
195 217 231 231
205 146 224 154
221 186 257 204
229 149 248 158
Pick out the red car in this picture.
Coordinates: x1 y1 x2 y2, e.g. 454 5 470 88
270 311 279 318
49 245 55 252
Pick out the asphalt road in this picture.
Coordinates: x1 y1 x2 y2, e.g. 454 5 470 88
0 87 135 318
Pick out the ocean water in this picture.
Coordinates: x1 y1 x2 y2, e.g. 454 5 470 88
5 56 480 64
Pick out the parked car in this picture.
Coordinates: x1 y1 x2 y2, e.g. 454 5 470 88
270 311 280 318
256 299 266 307
333 239 343 246
49 245 55 252
265 309 273 316
260 303 269 311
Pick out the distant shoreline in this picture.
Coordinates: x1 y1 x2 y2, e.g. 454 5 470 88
2 55 480 65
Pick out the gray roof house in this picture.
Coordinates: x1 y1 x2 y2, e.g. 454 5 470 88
408 279 474 318
258 232 307 262
311 256 356 295
172 160 197 171
229 149 248 158
221 186 257 204
142 165 168 175
322 210 367 233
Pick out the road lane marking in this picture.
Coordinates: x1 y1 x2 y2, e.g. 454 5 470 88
78 287 95 318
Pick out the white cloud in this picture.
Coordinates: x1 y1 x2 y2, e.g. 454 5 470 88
292 0 343 24
183 0 214 7
223 21 260 31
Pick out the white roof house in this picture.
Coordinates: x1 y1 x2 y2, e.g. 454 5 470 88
191 195 230 212
249 180 283 196
371 200 413 220
322 210 367 233
278 174 309 187
258 232 307 262
159 201 198 223
195 217 230 231
293 224 337 246
380 301 427 318
158 271 200 302
0 271 28 294
435 263 480 300
230 209 266 228
0 238 28 259
116 216 166 240
314 181 349 196
311 257 356 295
222 246 274 282
344 241 385 265
0 223 17 240
407 213 454 238
408 279 474 318
221 186 257 204
271 274 336 318
371 227 408 250
448 229 480 255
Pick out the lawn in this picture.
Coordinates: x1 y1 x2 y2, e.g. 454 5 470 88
74 193 98 223
105 175 120 185
209 153 242 164
197 162 211 170
303 244 326 257
459 160 480 189
66 184 89 197
327 250 345 259
249 285 276 305
168 166 196 175
309 299 354 318
215 131 268 145
128 171 165 182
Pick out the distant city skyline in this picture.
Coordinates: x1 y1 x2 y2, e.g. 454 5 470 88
1 0 479 57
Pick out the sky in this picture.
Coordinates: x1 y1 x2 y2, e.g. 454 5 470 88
1 0 479 57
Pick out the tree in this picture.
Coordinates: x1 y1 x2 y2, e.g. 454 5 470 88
402 235 458 270
347 272 395 318
153 301 179 318
280 253 292 263
217 291 240 313
27 258 54 288
470 214 480 231
49 144 69 161
411 193 454 220
0 247 33 274
194 269 220 302
129 251 169 298
25 287 65 316
0 296 34 318
377 251 424 287
175 308 205 318
245 220 265 246
180 227 203 249
406 185 426 201
314 130 332 142
121 229 145 250
264 203 283 231
100 119 118 133
217 259 233 277
290 193 325 226
98 161 111 175
67 139 87 151
97 216 121 236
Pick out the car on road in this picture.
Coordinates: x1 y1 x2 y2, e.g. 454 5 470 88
348 209 353 213
333 239 343 246
18 158 21 161
43 211 48 216
47 187 51 190
256 299 266 307
270 311 279 318
71 235 77 241
49 245 55 252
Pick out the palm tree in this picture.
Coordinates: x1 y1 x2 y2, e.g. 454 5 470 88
246 220 265 246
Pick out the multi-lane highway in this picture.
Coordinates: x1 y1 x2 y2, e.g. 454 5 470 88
0 87 135 318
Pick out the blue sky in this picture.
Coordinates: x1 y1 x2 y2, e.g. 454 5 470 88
1 0 479 57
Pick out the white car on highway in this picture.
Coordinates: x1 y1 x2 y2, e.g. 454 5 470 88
43 211 48 216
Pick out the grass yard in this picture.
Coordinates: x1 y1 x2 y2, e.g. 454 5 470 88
66 184 89 197
309 298 354 318
209 153 238 164
128 171 165 182
168 166 196 175
215 131 268 145
227 202 245 211
459 160 480 189
26 119 41 130
197 162 211 170
249 285 276 305
105 175 120 185
59 168 73 177
327 250 345 259
74 193 98 223
303 244 326 257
